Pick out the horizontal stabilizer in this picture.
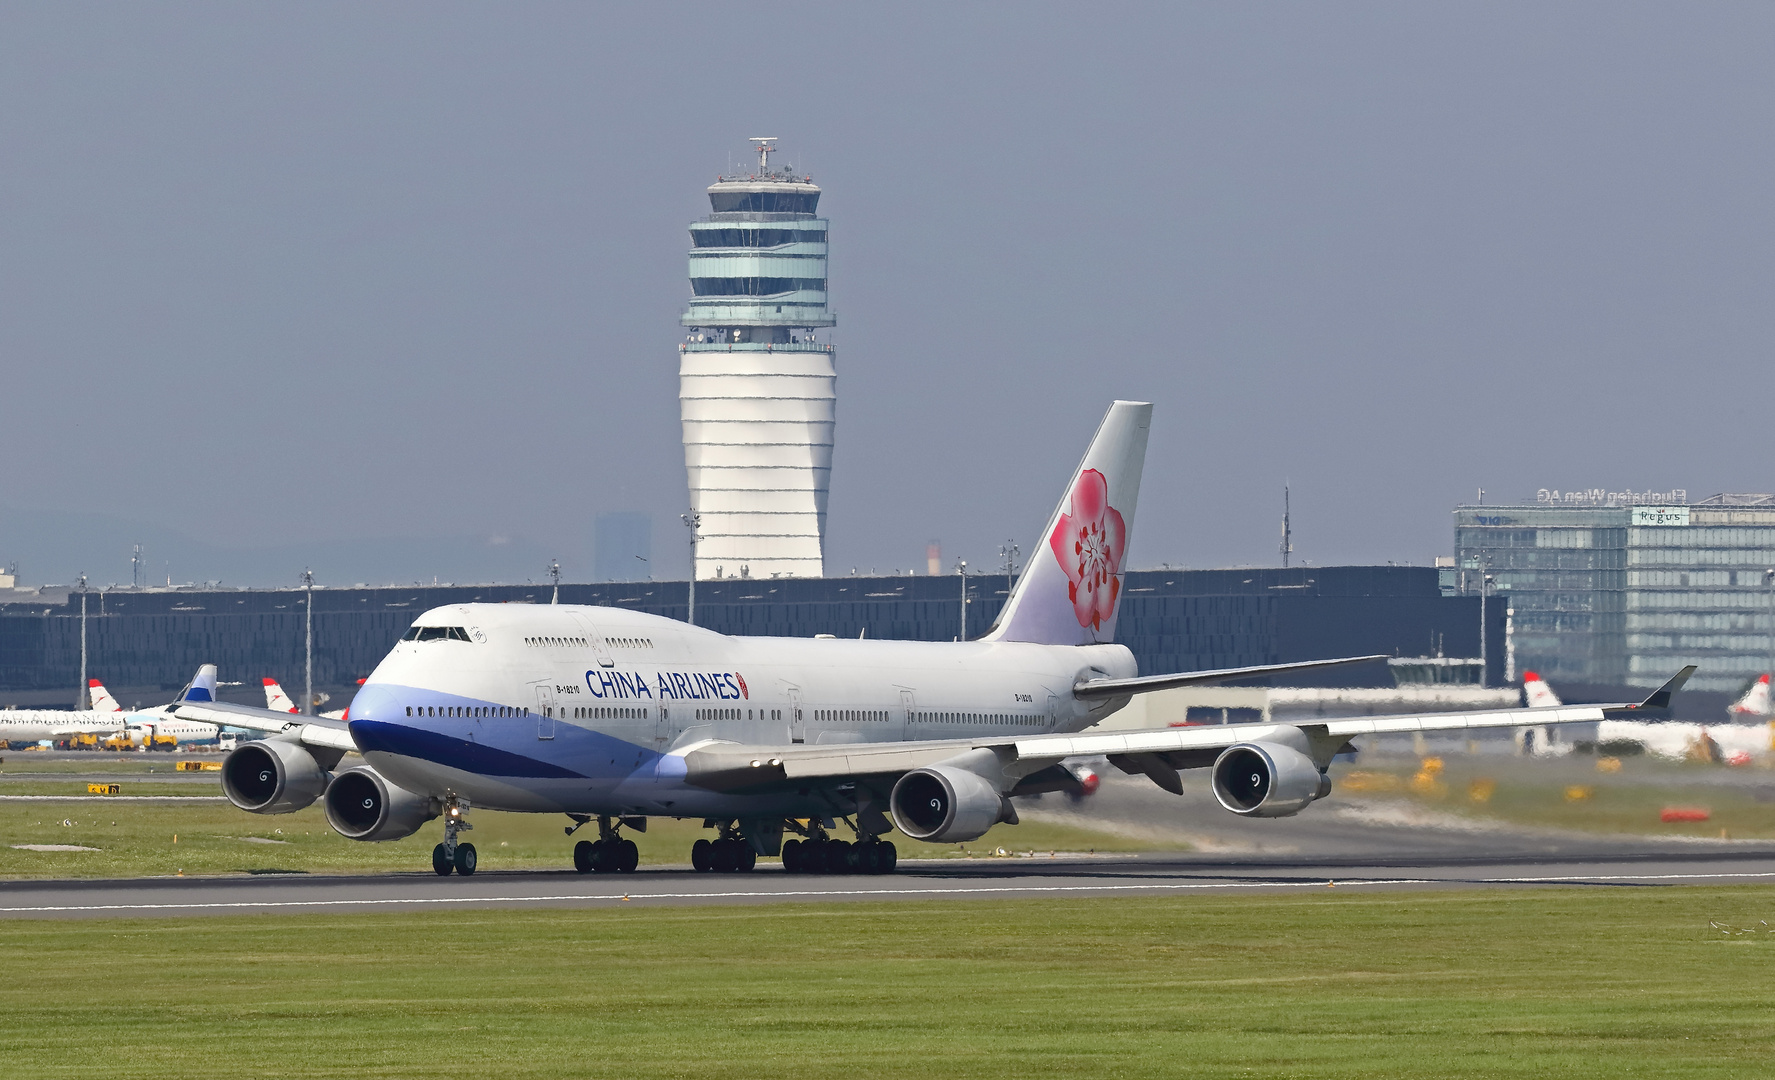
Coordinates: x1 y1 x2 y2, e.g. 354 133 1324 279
1073 654 1389 700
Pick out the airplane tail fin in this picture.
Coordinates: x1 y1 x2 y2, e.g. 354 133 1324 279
263 678 299 714
87 680 123 713
174 664 219 704
983 401 1152 646
1522 671 1563 709
1728 673 1772 717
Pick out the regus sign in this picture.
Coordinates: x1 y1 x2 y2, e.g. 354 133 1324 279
1631 506 1691 526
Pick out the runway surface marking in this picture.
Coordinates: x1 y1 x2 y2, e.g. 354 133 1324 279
0 795 226 802
6 869 1775 915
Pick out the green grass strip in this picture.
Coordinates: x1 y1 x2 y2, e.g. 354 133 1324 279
2 887 1773 1078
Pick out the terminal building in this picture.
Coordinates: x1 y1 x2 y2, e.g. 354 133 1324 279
679 139 835 580
1453 491 1775 705
0 566 1501 713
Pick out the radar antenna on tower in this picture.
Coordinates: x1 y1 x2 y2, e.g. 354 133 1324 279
749 137 777 173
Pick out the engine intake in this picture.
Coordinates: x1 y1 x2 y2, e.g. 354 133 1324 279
889 765 1007 843
221 739 331 814
1210 741 1326 818
324 768 439 842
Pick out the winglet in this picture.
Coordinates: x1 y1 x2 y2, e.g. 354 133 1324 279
1634 666 1696 711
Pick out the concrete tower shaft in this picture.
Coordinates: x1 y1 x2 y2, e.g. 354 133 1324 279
679 141 835 580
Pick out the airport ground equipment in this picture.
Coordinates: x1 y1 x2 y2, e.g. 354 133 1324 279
172 402 1694 876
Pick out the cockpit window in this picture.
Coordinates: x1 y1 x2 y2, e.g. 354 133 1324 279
402 625 473 642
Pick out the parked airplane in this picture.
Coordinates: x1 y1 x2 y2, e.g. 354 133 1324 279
87 681 126 714
1727 674 1772 718
172 401 1692 878
263 678 348 720
0 684 130 744
1534 672 1768 763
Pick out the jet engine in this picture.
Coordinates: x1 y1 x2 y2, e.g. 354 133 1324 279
1209 741 1329 818
890 765 1008 843
221 738 332 814
323 767 439 842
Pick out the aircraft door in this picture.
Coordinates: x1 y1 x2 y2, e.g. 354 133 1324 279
896 690 914 740
534 684 556 740
787 687 804 743
569 614 616 668
1047 694 1060 731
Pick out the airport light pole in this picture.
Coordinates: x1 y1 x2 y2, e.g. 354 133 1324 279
302 569 314 717
957 559 968 641
999 541 1020 593
77 574 88 710
548 559 561 605
681 513 701 626
1764 568 1774 678
1479 572 1494 689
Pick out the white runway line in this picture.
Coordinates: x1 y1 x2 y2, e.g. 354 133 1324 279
4 869 1773 915
0 795 226 802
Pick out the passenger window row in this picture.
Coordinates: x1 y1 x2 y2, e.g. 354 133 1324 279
816 709 887 722
606 637 653 649
576 706 646 720
408 705 524 718
913 711 1037 726
524 635 587 648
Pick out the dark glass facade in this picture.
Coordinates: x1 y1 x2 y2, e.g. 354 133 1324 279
0 567 1494 709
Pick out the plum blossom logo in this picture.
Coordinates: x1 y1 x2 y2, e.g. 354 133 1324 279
1048 468 1126 631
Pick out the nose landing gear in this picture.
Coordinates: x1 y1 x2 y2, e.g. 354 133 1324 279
432 795 476 876
571 815 639 873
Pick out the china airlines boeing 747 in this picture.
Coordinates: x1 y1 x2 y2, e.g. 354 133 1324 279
172 401 1692 877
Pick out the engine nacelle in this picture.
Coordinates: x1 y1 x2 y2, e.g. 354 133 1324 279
324 767 439 842
1210 741 1327 818
221 739 332 814
890 765 1007 843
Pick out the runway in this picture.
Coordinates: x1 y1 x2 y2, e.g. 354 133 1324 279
4 847 1774 918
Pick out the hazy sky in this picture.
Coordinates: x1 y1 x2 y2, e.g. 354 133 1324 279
3 3 1772 587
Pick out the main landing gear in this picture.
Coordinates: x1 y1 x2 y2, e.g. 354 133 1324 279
432 795 476 877
690 821 757 873
781 819 896 876
687 818 898 875
570 815 639 874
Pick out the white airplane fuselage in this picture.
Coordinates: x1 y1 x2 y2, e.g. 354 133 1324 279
0 709 127 743
351 603 1135 818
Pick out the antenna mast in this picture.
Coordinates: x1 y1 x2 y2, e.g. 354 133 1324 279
1280 485 1293 568
749 137 777 173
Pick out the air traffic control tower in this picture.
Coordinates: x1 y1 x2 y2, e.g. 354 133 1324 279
679 139 835 579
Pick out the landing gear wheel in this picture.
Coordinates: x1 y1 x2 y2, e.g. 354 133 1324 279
825 839 853 875
617 838 640 873
875 840 897 874
736 842 756 873
711 838 738 873
691 838 713 872
453 842 477 876
781 838 802 873
432 843 454 876
573 839 596 873
592 840 618 873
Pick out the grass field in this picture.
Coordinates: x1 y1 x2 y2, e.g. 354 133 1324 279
0 788 1169 879
1334 755 1775 839
2 887 1773 1078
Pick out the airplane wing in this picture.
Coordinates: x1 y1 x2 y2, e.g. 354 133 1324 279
680 667 1696 795
169 699 356 751
1074 654 1387 699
